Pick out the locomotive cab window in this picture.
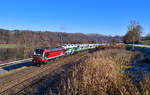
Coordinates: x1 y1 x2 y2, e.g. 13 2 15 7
34 49 44 57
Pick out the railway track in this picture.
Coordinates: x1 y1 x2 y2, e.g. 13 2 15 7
0 51 89 95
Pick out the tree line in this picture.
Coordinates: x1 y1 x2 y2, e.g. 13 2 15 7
0 29 122 48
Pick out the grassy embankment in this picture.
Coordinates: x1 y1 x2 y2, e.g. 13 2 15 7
0 44 17 48
0 44 25 48
50 49 150 95
141 40 150 45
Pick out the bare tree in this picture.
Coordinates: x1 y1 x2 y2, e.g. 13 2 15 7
124 21 142 49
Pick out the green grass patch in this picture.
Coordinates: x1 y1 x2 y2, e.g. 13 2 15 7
141 40 150 45
0 44 18 48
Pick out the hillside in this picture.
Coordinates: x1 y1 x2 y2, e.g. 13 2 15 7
0 28 122 48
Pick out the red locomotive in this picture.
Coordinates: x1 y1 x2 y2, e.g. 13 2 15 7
32 47 65 66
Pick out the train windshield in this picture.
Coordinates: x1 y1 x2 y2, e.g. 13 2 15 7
34 49 44 57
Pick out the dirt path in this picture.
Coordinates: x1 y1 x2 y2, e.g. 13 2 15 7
0 51 89 95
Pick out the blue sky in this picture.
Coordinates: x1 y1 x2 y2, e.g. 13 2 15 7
0 0 149 36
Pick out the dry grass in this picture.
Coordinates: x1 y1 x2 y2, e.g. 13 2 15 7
0 51 89 95
50 49 150 95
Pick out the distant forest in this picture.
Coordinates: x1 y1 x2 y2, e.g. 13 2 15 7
0 28 123 48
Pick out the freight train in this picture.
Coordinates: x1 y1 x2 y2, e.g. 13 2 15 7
32 44 99 66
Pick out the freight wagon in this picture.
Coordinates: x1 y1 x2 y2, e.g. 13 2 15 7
32 44 100 66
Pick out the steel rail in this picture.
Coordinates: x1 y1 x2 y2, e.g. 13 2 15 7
0 53 87 95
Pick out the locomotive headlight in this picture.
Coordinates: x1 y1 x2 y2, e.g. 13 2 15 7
34 51 36 55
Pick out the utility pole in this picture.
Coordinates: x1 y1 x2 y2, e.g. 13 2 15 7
132 36 135 50
132 31 135 51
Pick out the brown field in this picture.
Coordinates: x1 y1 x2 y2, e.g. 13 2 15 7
98 45 126 49
49 49 150 95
